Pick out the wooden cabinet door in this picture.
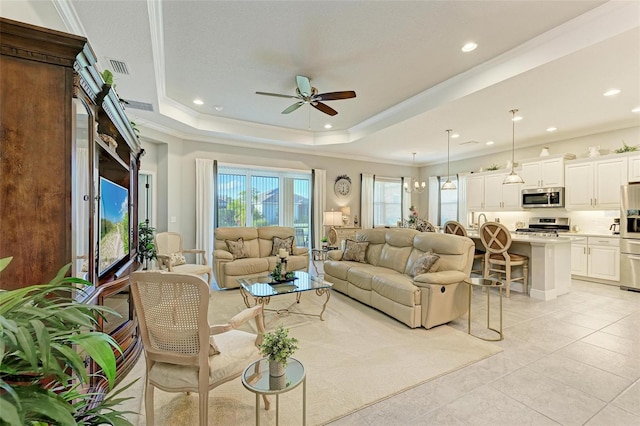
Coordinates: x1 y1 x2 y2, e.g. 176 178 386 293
565 163 593 210
540 157 564 187
571 243 588 276
521 162 541 188
594 157 628 209
588 245 620 281
467 175 485 210
483 174 503 210
628 154 640 183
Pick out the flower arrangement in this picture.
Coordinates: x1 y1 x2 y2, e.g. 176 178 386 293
408 205 419 226
615 141 639 153
260 325 299 366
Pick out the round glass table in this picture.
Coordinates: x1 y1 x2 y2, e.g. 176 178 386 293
464 277 504 341
241 357 306 426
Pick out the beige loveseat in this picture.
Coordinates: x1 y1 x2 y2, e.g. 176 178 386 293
323 228 474 329
213 226 309 289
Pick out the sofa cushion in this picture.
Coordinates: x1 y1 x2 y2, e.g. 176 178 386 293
372 274 420 307
271 236 294 256
323 260 353 281
342 239 369 262
224 257 269 276
226 238 250 259
378 244 413 274
409 251 440 277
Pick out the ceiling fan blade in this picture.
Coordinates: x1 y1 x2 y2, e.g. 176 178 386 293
296 75 312 97
256 91 299 99
314 91 356 101
282 101 304 114
312 101 338 116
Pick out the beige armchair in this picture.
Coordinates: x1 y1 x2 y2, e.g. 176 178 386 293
155 232 212 283
130 271 269 426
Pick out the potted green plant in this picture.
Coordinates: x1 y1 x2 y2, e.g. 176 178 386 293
321 236 328 248
259 325 299 378
138 221 157 269
0 257 135 426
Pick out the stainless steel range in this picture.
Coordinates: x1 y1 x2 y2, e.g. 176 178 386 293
515 217 570 237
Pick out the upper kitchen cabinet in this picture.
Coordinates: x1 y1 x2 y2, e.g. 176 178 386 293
520 154 575 189
467 174 485 210
565 155 628 210
466 171 520 211
627 153 640 182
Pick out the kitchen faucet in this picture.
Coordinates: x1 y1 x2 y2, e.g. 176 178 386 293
477 213 488 228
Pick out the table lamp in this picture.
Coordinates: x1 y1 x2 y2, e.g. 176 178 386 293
323 211 343 246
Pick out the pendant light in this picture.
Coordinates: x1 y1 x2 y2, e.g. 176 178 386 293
503 108 525 185
404 153 426 193
441 129 456 190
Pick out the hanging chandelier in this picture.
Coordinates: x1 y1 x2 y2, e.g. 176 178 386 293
503 108 525 185
404 152 426 194
441 129 456 190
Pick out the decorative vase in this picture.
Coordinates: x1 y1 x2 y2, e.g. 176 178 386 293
539 147 550 156
269 360 286 377
269 374 286 390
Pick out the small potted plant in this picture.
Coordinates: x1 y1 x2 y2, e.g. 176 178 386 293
321 236 328 248
260 325 299 377
138 220 157 269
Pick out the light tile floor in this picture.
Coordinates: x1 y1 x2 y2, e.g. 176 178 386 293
329 279 640 426
120 272 640 425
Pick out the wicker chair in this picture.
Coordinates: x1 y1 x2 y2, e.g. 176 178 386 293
443 220 485 276
130 271 269 425
154 232 212 283
479 222 529 297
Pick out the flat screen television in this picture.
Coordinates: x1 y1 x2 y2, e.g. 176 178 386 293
98 176 130 276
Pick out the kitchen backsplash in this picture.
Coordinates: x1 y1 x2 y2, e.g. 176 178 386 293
468 209 619 235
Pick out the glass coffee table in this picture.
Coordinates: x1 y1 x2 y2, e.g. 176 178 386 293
238 270 332 321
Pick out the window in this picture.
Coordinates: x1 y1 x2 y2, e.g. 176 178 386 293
217 166 311 246
438 176 458 226
373 177 402 227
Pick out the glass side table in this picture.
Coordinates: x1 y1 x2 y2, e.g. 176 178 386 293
464 277 504 341
242 357 306 426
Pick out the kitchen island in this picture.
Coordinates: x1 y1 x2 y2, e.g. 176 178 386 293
467 231 572 301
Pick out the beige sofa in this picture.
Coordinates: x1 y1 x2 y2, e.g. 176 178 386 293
213 226 309 289
323 228 474 329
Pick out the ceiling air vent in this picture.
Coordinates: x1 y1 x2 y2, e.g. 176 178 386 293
106 57 130 75
123 99 154 112
459 140 480 146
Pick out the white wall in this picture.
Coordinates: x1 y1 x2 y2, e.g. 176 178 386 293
140 136 416 249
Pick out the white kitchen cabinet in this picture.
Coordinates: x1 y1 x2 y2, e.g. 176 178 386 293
521 156 566 189
466 174 485 210
570 236 619 281
628 153 640 182
565 156 628 210
484 173 521 210
570 241 588 276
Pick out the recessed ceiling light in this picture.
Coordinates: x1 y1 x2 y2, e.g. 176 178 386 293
486 141 494 145
193 98 204 105
603 89 621 97
546 127 557 132
461 42 477 52
324 124 332 129
512 115 523 122
632 106 640 113
214 105 223 111
451 133 460 138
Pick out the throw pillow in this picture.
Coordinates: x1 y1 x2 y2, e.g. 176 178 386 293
271 236 295 256
342 239 369 263
170 252 186 266
226 238 249 259
410 250 440 277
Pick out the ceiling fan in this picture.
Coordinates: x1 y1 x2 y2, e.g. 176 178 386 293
256 75 356 116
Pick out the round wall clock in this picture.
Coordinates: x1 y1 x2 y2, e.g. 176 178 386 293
334 175 352 197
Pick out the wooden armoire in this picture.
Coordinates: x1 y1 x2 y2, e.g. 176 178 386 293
0 17 143 391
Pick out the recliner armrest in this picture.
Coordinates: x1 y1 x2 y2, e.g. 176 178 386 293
413 270 467 286
327 250 343 261
213 249 233 260
292 247 309 256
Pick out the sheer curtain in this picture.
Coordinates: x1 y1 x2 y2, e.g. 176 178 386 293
312 169 326 249
195 158 215 267
361 173 374 229
457 172 469 227
428 176 439 226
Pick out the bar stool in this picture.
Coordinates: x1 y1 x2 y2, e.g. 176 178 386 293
479 222 529 297
443 220 485 276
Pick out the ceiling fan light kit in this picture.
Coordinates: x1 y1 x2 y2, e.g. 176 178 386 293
256 75 356 117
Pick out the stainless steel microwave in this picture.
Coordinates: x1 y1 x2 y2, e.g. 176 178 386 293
521 187 565 208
